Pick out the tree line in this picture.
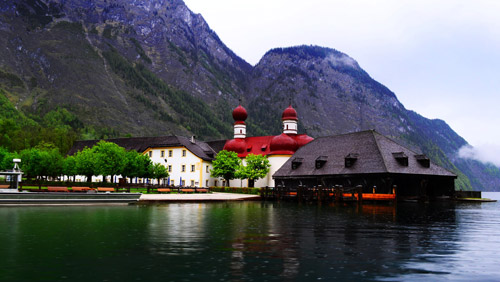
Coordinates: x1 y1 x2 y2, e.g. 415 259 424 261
210 150 270 187
0 141 169 184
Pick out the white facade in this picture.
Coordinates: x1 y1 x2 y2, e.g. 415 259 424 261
144 147 215 187
234 124 246 139
283 120 298 135
228 155 291 188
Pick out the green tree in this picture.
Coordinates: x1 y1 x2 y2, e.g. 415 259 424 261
150 163 169 185
0 147 18 171
238 154 271 187
38 148 63 179
63 155 78 182
0 147 9 171
121 150 152 183
19 148 43 181
210 150 241 186
93 141 126 183
75 147 96 182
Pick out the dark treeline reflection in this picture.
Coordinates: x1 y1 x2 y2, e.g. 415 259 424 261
0 201 489 282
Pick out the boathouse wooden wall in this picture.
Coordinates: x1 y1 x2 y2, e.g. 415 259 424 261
275 174 455 200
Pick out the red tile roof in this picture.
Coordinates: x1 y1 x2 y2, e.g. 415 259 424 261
223 134 313 157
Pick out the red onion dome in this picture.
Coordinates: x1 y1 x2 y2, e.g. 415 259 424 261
282 105 298 121
294 134 314 147
223 138 246 154
269 133 298 154
232 105 248 123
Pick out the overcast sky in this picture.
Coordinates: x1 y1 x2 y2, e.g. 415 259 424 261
184 0 500 164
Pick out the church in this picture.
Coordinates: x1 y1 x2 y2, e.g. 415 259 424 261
223 103 313 187
69 103 456 198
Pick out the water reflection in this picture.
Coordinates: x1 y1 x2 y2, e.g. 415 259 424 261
1 198 499 281
140 201 461 280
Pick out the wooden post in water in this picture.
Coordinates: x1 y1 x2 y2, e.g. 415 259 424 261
297 184 302 204
393 185 397 203
357 185 363 204
318 185 323 203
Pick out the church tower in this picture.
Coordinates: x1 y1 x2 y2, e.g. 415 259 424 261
232 104 247 139
282 105 298 135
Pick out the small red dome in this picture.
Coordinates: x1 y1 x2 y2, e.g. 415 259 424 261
282 105 298 121
294 134 314 147
223 138 246 154
232 105 247 122
269 133 298 154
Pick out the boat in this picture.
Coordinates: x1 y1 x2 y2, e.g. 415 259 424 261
0 159 141 205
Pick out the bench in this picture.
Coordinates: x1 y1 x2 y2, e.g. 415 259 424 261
0 184 10 188
47 186 69 192
196 188 208 193
157 188 171 193
97 187 115 192
71 187 92 192
181 188 195 193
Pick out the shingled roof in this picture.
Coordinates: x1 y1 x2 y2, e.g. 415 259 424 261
273 130 456 179
67 136 218 161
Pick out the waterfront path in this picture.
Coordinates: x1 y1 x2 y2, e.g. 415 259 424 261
139 192 260 202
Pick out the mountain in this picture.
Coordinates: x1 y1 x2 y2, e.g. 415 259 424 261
1 0 499 191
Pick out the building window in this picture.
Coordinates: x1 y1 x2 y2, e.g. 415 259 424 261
168 165 172 172
148 151 152 158
205 180 209 187
182 180 185 187
161 150 165 157
181 165 186 172
182 150 186 157
206 165 209 173
168 150 173 157
191 165 195 172
171 180 174 186
190 180 194 186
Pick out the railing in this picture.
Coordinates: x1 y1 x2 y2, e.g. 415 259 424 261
261 185 398 203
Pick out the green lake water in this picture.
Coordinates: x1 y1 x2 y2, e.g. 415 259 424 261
1 193 500 281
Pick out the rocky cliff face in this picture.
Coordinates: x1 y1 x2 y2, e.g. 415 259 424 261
1 0 499 190
248 47 407 137
0 0 249 138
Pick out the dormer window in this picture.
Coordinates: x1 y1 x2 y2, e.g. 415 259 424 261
393 152 408 166
246 145 252 152
292 158 303 170
315 156 327 169
415 154 430 168
261 144 267 151
345 153 358 168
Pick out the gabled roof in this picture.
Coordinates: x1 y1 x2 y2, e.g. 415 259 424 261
205 139 228 154
68 136 217 161
273 130 456 178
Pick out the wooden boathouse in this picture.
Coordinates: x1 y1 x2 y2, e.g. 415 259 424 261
271 130 456 202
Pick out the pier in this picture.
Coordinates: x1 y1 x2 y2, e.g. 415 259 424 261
260 185 397 203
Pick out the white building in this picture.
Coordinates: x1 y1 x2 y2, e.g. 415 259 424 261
69 136 223 187
68 104 312 188
223 104 314 187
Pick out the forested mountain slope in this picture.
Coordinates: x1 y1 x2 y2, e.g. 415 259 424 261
1 0 499 190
